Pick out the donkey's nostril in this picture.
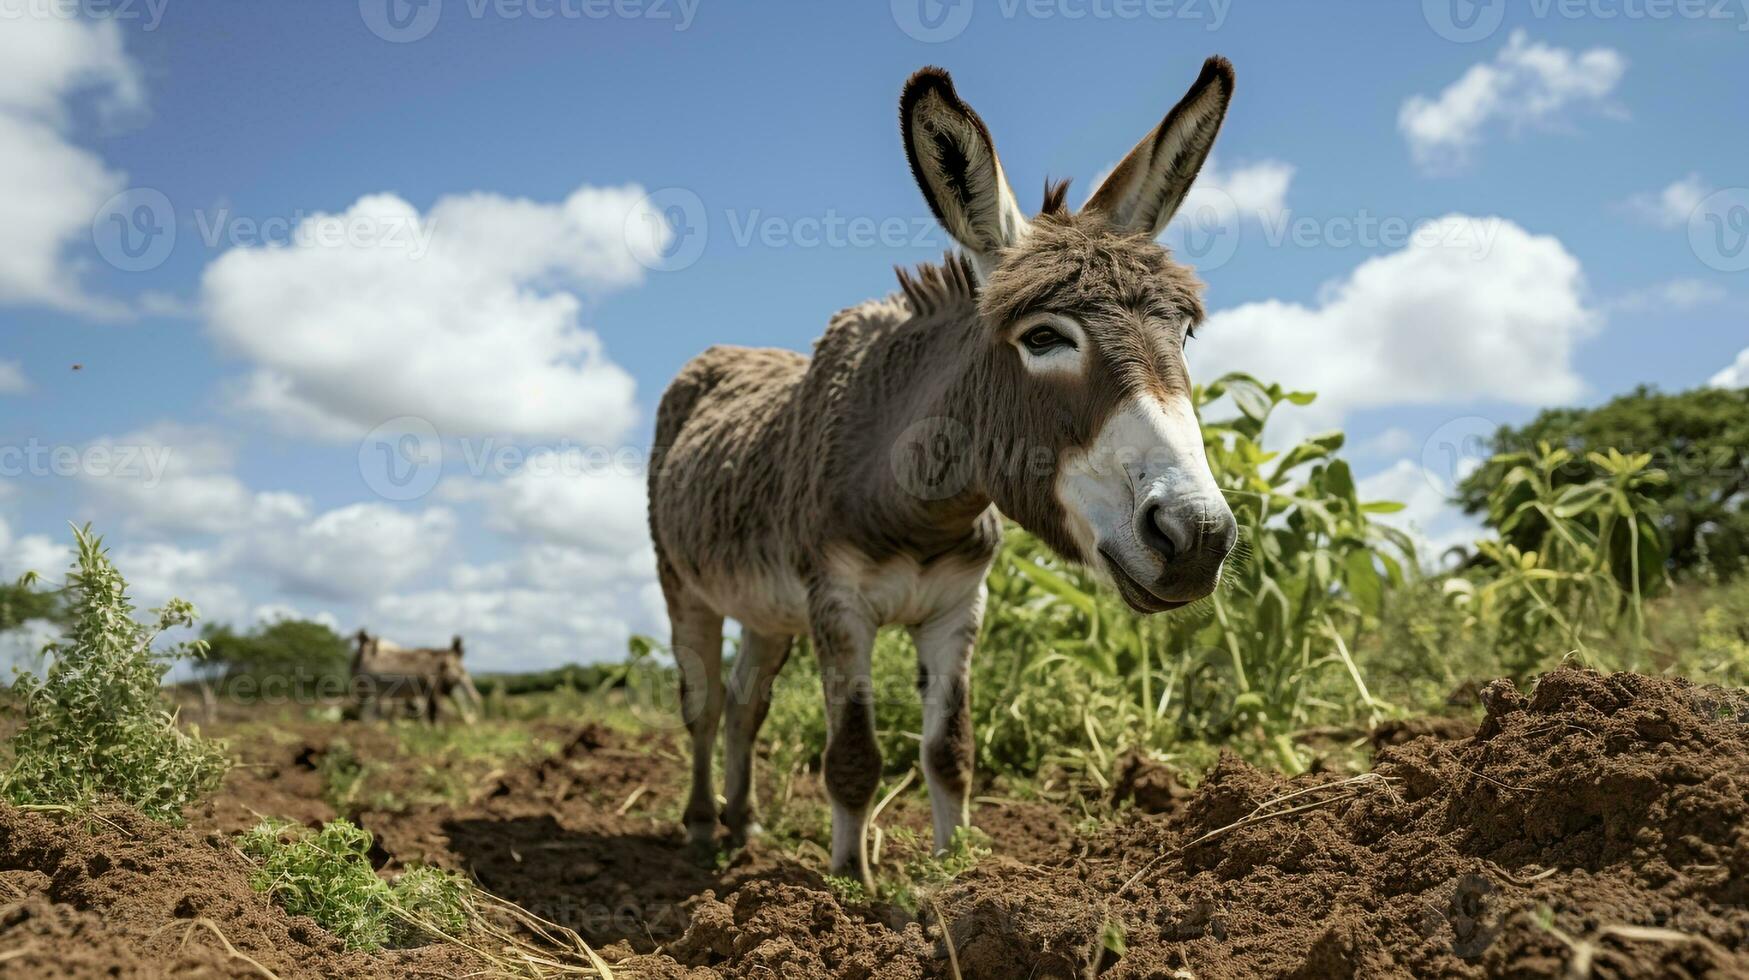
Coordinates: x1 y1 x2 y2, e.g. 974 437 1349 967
1139 503 1180 563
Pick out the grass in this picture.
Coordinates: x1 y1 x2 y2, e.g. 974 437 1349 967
238 818 466 951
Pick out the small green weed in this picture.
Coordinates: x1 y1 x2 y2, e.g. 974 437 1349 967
238 818 466 950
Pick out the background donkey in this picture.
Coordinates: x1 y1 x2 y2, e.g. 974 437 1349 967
648 57 1240 886
350 631 484 724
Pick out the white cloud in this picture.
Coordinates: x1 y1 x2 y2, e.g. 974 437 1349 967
1624 174 1711 229
78 423 311 535
247 502 456 601
200 185 673 442
462 449 651 557
1182 158 1295 224
1355 427 1418 457
1610 278 1728 314
1399 31 1625 173
0 359 28 394
1191 215 1598 437
1713 349 1749 389
370 536 662 672
1357 459 1482 564
0 515 72 582
111 540 250 626
0 8 140 315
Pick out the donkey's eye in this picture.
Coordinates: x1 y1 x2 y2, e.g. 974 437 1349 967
1020 326 1074 355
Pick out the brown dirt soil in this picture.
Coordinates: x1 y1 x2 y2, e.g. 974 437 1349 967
0 803 480 979
4 666 1746 978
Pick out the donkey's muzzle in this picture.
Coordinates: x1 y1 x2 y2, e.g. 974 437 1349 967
1139 499 1236 570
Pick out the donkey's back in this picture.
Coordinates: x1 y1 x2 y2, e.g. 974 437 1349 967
649 342 815 634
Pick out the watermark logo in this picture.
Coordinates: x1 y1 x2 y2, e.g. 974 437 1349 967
361 0 444 42
1162 188 1241 271
891 416 976 501
1420 415 1497 497
1689 187 1749 273
358 416 444 501
1423 0 1507 42
628 187 708 272
893 0 1228 42
91 188 176 273
892 0 976 41
1420 873 1501 958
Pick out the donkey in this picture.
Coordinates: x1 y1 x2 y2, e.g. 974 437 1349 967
648 58 1239 886
351 631 484 724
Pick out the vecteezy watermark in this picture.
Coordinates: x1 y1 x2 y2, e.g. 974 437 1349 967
91 188 176 274
893 0 1229 42
1420 416 1499 497
359 0 700 42
1689 187 1749 273
1162 188 1506 273
1423 0 1749 42
624 187 950 272
0 439 174 486
359 416 444 502
91 189 439 272
0 0 169 30
626 187 708 272
190 207 438 259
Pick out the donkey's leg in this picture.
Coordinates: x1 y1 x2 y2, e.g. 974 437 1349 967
669 590 725 854
908 584 984 853
721 630 793 847
811 591 880 888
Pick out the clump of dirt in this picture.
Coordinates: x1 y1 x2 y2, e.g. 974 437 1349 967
1369 714 1478 751
1110 750 1190 816
0 803 480 979
937 666 1749 979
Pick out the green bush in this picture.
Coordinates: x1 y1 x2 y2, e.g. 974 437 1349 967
1456 385 1749 579
2 525 228 822
238 818 467 950
0 579 68 632
200 618 353 700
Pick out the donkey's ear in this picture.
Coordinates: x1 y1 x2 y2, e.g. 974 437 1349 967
1084 57 1234 237
901 67 1030 277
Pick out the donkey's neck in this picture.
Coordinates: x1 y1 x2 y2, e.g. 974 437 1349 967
838 294 1001 562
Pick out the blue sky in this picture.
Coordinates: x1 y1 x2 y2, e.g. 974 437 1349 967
1 0 1745 670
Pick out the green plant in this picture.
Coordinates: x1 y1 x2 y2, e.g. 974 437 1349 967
1456 384 1749 579
200 618 352 699
824 825 990 915
2 525 228 822
0 576 68 632
238 818 466 950
1468 444 1669 677
317 740 370 812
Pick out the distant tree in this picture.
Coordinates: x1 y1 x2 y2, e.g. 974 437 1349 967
1457 385 1749 578
0 579 68 632
201 619 353 699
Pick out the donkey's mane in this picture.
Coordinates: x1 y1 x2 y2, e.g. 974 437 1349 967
892 253 977 318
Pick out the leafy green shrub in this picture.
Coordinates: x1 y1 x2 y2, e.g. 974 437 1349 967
1456 384 1749 579
1467 444 1669 677
238 818 466 950
0 577 68 632
200 618 353 700
2 525 228 822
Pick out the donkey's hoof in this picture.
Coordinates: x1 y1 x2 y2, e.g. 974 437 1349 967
685 823 717 862
725 821 764 850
